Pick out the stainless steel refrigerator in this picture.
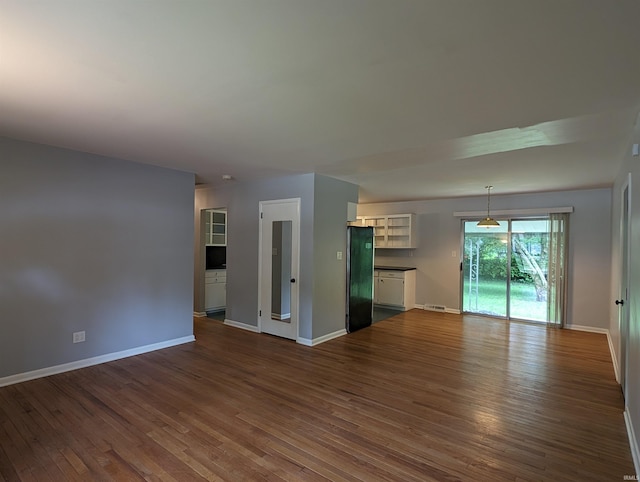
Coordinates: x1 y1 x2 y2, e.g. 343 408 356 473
346 226 374 333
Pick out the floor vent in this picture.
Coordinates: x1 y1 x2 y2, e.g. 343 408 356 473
424 304 446 312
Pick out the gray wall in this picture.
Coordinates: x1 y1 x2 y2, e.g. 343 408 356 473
312 175 359 338
195 173 358 340
359 188 612 328
611 126 640 465
195 174 315 333
0 137 195 379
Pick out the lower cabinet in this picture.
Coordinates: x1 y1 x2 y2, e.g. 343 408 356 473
205 269 226 312
374 269 416 311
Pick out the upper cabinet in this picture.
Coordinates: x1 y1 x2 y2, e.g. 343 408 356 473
350 214 417 248
204 209 227 246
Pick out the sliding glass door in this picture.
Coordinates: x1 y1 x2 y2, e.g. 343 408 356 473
463 218 562 323
463 222 508 317
510 220 549 321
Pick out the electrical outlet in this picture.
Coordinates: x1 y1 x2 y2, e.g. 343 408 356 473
337 251 343 260
73 331 85 343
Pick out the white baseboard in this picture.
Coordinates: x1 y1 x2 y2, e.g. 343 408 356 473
298 329 346 347
223 319 260 333
625 409 640 477
270 312 291 321
0 335 195 388
222 318 344 346
607 330 620 383
564 324 609 334
193 311 207 317
445 308 461 315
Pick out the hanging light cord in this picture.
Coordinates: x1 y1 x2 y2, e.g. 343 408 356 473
485 185 493 217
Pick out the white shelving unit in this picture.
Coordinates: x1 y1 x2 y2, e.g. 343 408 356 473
350 214 417 248
204 209 227 246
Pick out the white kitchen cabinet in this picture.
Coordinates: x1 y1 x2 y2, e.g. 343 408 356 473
204 209 227 246
374 269 416 311
205 269 226 312
350 214 417 248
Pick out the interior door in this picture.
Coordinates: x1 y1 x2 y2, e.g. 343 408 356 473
619 179 631 396
258 199 300 341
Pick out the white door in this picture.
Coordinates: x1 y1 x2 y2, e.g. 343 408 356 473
258 199 300 341
619 177 631 396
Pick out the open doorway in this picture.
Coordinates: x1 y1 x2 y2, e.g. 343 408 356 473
203 208 227 319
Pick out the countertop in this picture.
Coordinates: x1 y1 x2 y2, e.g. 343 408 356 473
374 265 416 271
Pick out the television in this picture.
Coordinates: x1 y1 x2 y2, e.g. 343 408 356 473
206 246 226 269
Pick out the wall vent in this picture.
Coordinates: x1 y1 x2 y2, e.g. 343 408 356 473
424 304 446 312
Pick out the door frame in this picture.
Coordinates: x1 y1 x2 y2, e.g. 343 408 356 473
461 217 551 322
257 198 301 341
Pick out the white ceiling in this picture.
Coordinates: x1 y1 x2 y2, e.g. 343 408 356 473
2 1 640 202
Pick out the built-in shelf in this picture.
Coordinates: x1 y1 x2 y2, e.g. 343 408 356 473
350 214 417 248
204 209 227 246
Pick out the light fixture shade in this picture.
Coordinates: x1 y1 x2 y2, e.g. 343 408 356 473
477 185 500 227
477 217 500 227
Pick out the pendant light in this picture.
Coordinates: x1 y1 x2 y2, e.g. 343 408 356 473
477 185 500 227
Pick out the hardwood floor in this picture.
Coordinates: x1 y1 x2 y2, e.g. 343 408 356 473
0 310 634 481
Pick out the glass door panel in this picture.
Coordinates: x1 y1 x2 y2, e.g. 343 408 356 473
463 218 552 323
463 221 508 317
510 220 549 322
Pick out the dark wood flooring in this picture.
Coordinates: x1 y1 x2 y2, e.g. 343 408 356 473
0 310 634 481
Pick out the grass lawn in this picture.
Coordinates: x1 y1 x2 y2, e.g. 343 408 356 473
463 279 547 321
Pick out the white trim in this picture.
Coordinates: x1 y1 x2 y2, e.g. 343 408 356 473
224 318 260 333
0 336 195 388
193 311 207 318
271 312 291 321
607 330 620 383
564 324 608 334
297 329 347 346
625 409 640 477
445 308 461 315
453 206 574 217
